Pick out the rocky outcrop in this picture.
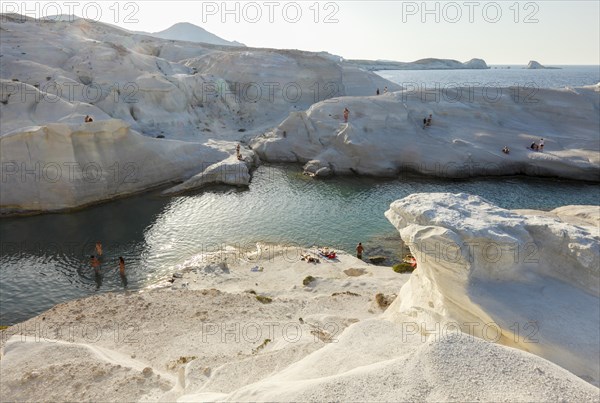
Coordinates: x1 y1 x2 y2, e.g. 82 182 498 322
0 119 240 214
384 193 600 385
162 155 255 195
251 87 600 181
0 16 398 140
525 60 560 69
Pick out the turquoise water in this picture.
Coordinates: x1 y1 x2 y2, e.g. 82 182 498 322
1 164 599 325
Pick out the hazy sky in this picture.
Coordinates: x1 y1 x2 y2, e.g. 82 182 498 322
14 1 600 64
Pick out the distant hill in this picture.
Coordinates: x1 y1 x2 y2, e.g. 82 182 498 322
147 22 244 47
346 58 489 71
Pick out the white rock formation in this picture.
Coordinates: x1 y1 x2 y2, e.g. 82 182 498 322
1 242 598 401
384 193 600 386
0 14 397 141
180 49 400 135
162 154 255 195
252 86 600 181
0 119 236 214
0 13 401 213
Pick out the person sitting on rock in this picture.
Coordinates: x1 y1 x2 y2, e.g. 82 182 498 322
403 254 417 268
343 108 349 123
235 144 245 160
84 115 93 123
502 146 510 154
530 142 539 151
426 114 432 126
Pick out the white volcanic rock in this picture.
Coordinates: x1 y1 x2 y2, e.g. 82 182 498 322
252 87 600 181
0 79 114 134
0 15 398 141
0 119 233 214
0 14 404 214
0 16 240 139
2 245 598 401
162 154 255 195
206 327 598 402
384 193 600 386
303 159 332 177
181 49 399 134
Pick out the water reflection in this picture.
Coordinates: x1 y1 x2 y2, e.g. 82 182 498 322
1 165 598 325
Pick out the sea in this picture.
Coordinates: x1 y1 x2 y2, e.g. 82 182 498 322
377 65 599 89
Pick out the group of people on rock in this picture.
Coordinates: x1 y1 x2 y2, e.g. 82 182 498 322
356 242 417 268
340 90 548 158
89 241 127 287
84 115 94 123
502 138 545 155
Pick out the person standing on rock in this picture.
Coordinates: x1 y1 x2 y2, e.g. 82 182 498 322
539 138 544 151
356 242 364 260
376 88 380 95
343 108 349 123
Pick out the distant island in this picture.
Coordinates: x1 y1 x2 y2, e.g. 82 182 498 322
346 58 489 71
525 60 561 69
